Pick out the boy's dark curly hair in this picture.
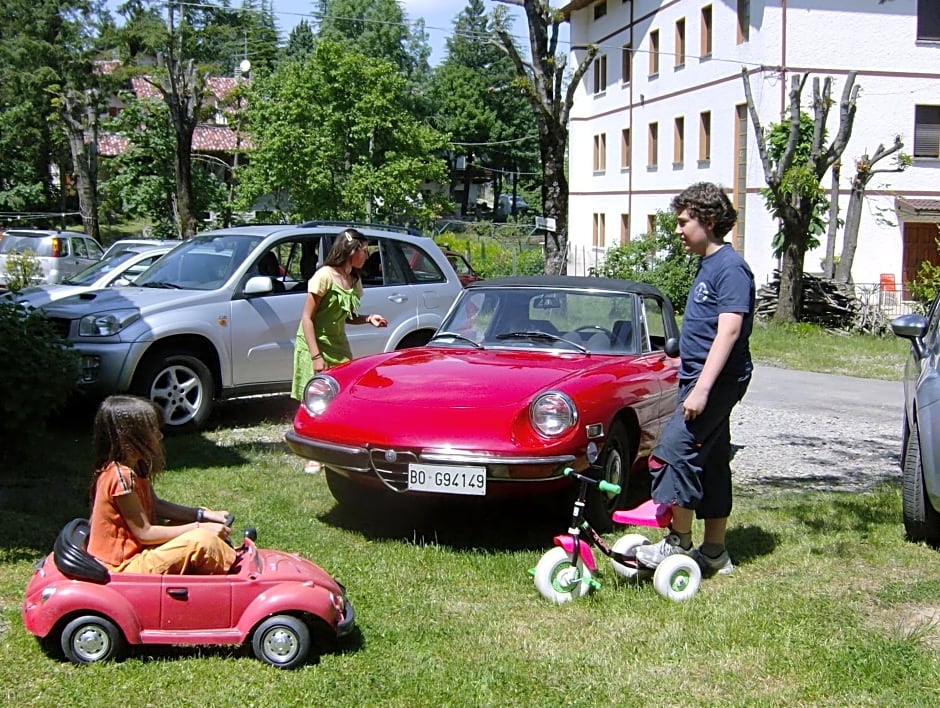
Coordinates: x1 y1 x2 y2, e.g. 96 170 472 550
671 182 737 239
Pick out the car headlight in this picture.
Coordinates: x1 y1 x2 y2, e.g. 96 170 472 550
303 375 339 416
78 309 140 336
529 391 578 437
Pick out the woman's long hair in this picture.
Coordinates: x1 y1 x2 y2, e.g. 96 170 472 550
323 228 368 273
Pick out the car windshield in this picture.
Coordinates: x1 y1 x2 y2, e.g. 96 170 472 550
432 286 639 354
63 251 137 285
134 233 263 290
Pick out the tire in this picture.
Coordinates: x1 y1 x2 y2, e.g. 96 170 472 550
610 533 650 580
132 353 214 431
533 546 594 604
586 420 635 532
652 554 701 602
901 421 940 546
396 330 433 349
60 615 125 665
251 615 311 669
325 470 366 508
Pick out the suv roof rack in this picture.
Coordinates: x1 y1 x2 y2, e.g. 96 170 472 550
298 220 424 237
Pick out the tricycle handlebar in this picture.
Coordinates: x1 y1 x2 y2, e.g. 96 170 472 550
563 467 622 496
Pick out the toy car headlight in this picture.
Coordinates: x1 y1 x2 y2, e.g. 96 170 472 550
303 375 339 416
529 391 577 437
79 309 140 336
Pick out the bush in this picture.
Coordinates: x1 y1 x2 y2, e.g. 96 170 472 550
3 250 43 293
0 302 81 466
596 211 697 311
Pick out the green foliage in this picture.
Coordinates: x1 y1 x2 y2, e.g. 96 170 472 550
0 301 79 466
760 113 829 255
908 236 940 304
596 210 697 311
435 223 544 278
2 250 43 292
237 40 450 227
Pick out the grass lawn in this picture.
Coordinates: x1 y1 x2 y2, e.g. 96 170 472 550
1 327 937 704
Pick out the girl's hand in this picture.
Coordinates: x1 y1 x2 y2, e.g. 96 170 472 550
368 313 388 327
201 521 231 540
203 508 232 525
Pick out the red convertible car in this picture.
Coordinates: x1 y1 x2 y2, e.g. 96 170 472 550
286 276 680 526
23 518 354 669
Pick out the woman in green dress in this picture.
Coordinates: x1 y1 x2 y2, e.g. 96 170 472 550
292 228 388 473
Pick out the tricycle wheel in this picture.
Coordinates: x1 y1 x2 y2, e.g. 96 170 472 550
610 533 650 579
252 615 311 669
652 554 701 601
60 615 125 664
533 547 593 604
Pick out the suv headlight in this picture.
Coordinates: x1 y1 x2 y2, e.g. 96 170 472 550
78 309 140 336
303 375 339 416
529 391 578 437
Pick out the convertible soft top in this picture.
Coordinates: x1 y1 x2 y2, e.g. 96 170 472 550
465 275 674 307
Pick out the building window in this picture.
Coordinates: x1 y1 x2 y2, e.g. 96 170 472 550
701 5 713 58
621 128 631 169
620 214 630 244
675 18 686 68
649 29 660 77
699 111 712 163
674 116 685 166
914 105 940 158
593 54 608 94
648 122 659 168
593 213 606 247
594 0 607 21
621 43 632 84
918 0 940 41
593 133 607 172
737 0 750 44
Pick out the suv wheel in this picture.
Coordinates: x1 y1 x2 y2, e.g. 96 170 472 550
133 353 214 431
902 420 940 546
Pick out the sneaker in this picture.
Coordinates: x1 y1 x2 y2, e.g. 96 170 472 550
692 547 734 576
633 533 692 569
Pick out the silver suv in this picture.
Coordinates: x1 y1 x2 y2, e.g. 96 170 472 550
0 229 104 290
40 223 463 430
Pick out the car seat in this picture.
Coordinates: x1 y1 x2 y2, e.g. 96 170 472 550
612 319 633 351
258 252 285 292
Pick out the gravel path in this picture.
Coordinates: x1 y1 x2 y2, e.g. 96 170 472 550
730 365 905 494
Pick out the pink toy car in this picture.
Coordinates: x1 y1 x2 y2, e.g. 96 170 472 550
22 518 355 669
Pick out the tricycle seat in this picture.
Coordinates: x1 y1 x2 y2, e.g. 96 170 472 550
612 499 673 528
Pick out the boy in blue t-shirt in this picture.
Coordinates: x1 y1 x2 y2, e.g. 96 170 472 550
634 182 755 576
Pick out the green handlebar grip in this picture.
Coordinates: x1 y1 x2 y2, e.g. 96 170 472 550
597 480 622 495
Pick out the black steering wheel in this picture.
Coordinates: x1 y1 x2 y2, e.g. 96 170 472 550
574 325 616 345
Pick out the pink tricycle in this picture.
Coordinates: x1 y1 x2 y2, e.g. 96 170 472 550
532 468 702 603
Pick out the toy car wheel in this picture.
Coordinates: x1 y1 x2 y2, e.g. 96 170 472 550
60 615 125 664
610 533 650 580
652 554 702 601
252 615 311 669
533 546 593 604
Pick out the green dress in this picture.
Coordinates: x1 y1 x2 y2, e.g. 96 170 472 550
291 268 362 400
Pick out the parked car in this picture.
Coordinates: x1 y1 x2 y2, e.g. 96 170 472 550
286 276 680 527
892 308 940 545
38 223 464 430
495 194 530 221
0 229 104 291
6 243 174 308
23 518 354 669
101 238 179 260
441 248 483 287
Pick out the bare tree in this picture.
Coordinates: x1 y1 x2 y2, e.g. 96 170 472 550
57 89 103 242
742 69 858 321
492 0 596 275
834 136 909 282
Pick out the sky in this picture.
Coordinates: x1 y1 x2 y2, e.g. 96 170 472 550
268 0 538 67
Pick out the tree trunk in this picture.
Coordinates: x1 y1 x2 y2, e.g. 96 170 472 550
823 161 840 279
541 127 568 275
60 92 101 241
776 224 806 322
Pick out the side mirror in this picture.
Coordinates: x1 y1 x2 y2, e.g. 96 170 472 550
664 337 680 358
891 313 928 359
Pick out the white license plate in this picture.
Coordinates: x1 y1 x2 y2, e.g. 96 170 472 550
407 463 487 496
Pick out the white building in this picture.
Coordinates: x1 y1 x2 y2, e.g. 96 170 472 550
562 0 940 297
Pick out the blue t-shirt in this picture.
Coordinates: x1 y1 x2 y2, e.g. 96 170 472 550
679 244 755 382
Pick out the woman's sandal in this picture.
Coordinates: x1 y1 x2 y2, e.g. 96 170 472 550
304 460 322 474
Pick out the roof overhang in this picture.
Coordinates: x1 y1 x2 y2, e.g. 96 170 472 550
896 197 940 220
559 1 595 18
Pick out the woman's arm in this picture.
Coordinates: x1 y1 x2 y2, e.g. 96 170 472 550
301 291 325 371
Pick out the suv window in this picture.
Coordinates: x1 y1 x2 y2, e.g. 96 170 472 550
0 233 55 256
401 243 446 283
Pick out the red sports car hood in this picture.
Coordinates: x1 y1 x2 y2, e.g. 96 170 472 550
343 347 628 406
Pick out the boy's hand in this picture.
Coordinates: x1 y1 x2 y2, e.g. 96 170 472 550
683 388 708 420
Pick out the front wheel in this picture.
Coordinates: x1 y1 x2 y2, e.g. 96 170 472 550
251 615 312 669
533 546 594 604
901 421 940 545
60 615 126 665
132 352 214 431
610 533 650 580
586 419 636 532
652 554 701 601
